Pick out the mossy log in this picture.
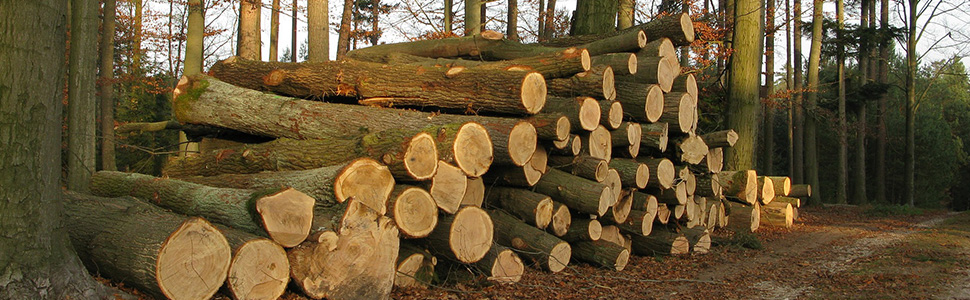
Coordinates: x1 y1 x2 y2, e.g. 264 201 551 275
63 192 231 300
90 171 314 248
488 210 572 273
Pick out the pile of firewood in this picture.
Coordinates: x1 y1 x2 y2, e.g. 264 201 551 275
66 12 812 300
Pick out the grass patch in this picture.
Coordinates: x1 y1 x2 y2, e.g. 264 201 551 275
863 204 924 217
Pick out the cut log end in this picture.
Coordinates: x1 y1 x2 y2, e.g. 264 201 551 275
554 115 571 142
586 126 612 161
658 158 676 189
521 72 548 114
588 219 603 241
449 207 494 263
256 188 315 248
635 163 649 189
453 122 494 177
626 53 638 75
607 101 623 129
157 218 232 300
547 242 572 273
461 177 486 207
430 161 468 214
580 48 592 71
597 188 613 216
671 236 690 255
570 135 583 156
335 158 395 215
509 122 538 167
615 249 631 271
579 97 602 131
676 93 695 134
627 123 643 159
536 197 555 229
173 76 190 100
611 190 634 223
550 204 572 237
393 187 439 238
394 252 426 288
602 66 616 100
604 170 623 205
227 239 290 300
404 132 439 180
481 30 504 40
645 84 664 123
680 13 696 43
490 249 525 284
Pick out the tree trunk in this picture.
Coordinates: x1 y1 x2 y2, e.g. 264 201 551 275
292 0 299 62
612 122 642 158
875 0 888 203
904 0 916 207
836 0 848 204
208 57 547 115
64 192 231 300
854 0 868 204
617 0 634 29
726 0 763 171
542 0 557 40
473 243 525 284
173 158 395 218
593 54 636 76
547 65 616 101
100 0 117 171
308 0 330 62
572 0 618 35
464 0 481 36
287 199 399 300
488 210 572 272
485 187 555 229
424 206 494 263
792 0 804 184
444 0 453 33
803 0 824 205
238 0 261 60
540 29 647 56
507 0 519 41
571 240 630 271
352 48 590 80
387 185 439 238
68 0 99 192
270 0 281 61
0 4 129 296
219 225 290 300
533 168 613 216
763 0 776 175
336 0 354 59
90 171 316 248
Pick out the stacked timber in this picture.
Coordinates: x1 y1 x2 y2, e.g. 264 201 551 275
80 11 818 299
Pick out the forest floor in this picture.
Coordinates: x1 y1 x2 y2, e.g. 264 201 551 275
379 205 970 300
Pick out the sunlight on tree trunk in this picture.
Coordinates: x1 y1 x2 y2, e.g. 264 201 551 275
804 0 824 205
270 0 281 62
726 0 763 171
336 0 353 59
308 0 330 62
238 0 261 60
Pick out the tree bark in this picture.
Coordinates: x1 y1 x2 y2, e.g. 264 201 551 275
616 56 680 92
270 0 281 61
549 155 609 182
464 0 481 36
425 206 494 263
292 0 299 62
571 240 630 271
592 53 637 75
580 125 613 161
540 29 647 56
543 96 601 131
100 0 117 171
238 0 261 60
836 0 848 204
68 0 99 192
788 184 813 198
572 0 618 35
601 100 623 130
804 0 824 205
658 92 696 134
875 0 888 203
640 122 669 152
528 113 571 142
760 201 793 227
904 0 916 206
725 202 761 232
617 0 634 29
336 0 354 59
473 243 525 284
609 158 649 189
792 0 804 184
612 122 642 158
64 192 231 300
623 13 695 46
718 170 759 204
701 130 739 147
90 171 316 248
763 0 776 176
308 0 330 62
534 168 613 216
560 218 602 242
507 0 519 41
488 210 572 272
639 157 675 189
547 65 616 101
485 187 555 229
726 0 763 171
629 229 689 256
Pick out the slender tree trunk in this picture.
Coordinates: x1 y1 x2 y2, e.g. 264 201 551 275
68 0 99 192
804 0 823 205
308 0 330 61
238 0 261 60
786 0 794 178
336 0 354 59
764 0 776 175
507 0 519 41
617 0 634 29
726 0 763 171
133 0 143 67
0 2 120 297
270 0 281 61
292 0 298 62
370 0 380 45
542 0 557 40
792 0 803 183
904 0 916 207
835 0 847 204
185 0 204 77
100 0 117 171
538 0 545 39
444 0 453 33
464 0 481 36
853 0 869 204
572 0 618 35
876 0 888 203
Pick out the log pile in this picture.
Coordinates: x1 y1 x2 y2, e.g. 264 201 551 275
75 12 816 299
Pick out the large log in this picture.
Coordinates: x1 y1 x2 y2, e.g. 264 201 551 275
614 82 663 123
638 38 676 58
580 125 613 161
345 30 507 59
601 100 624 130
539 29 647 55
592 53 638 75
485 186 555 229
542 96 601 131
612 122 642 158
640 157 675 189
765 176 792 196
162 133 438 181
547 65 616 100
423 161 468 214
218 225 290 300
718 170 759 204
701 130 739 148
359 47 589 79
533 168 613 216
671 73 698 100
624 12 695 46
472 243 525 284
548 155 609 182
208 56 547 115
609 158 649 189
547 202 573 237
788 184 813 198
90 171 315 248
488 210 572 273
527 113 571 142
683 226 712 254
63 192 232 300
560 217 602 242
757 176 777 205
172 75 530 168
652 181 688 206
387 185 439 238
725 202 761 232
616 56 679 92
173 159 394 217
658 92 696 134
640 122 669 152
424 206 494 263
287 199 399 300
571 240 631 271
760 201 794 228
630 228 689 256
